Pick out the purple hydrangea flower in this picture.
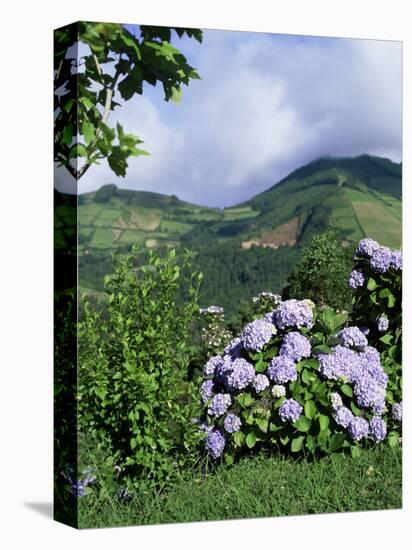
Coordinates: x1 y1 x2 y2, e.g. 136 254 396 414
203 355 223 377
272 384 286 398
348 270 365 289
279 331 311 362
369 416 387 443
273 299 314 330
224 337 243 358
224 413 242 433
377 316 389 332
356 238 380 258
207 393 232 417
240 319 275 351
360 326 370 336
317 345 359 381
337 326 368 350
200 380 214 403
390 250 402 270
353 376 385 409
334 406 354 428
225 357 256 390
347 416 369 441
279 398 303 423
371 395 387 415
251 374 270 393
370 246 393 273
267 355 297 384
392 402 403 422
206 429 226 458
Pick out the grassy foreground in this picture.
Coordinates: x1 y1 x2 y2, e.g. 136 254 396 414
78 445 401 529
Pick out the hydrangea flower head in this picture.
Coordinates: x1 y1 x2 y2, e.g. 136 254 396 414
240 319 275 351
369 416 387 443
318 345 359 381
280 331 311 362
392 402 403 422
347 416 369 441
279 398 303 423
251 374 270 393
207 393 232 417
206 429 226 458
225 357 256 390
370 246 393 273
377 316 389 332
203 355 223 377
390 250 402 270
348 270 365 289
224 413 242 433
200 380 214 403
273 299 314 329
334 406 354 428
337 326 368 350
356 238 380 258
272 384 286 398
267 355 297 384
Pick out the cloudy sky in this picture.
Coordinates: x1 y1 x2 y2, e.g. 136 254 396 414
69 28 402 207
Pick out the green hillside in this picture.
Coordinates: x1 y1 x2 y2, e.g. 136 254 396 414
55 154 402 316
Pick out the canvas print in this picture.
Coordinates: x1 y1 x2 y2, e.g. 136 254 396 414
54 21 402 529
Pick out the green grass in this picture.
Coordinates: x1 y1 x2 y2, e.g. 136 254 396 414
78 445 401 529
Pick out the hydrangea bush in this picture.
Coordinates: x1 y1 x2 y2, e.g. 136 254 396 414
349 238 402 431
198 242 402 463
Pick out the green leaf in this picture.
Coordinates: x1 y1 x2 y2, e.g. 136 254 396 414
388 431 400 448
319 415 330 431
82 120 95 145
304 400 317 420
379 333 393 345
170 85 183 103
340 384 353 397
291 435 305 453
367 277 378 291
233 431 245 447
351 445 362 458
61 124 73 146
317 428 330 449
379 288 396 308
246 432 256 449
329 434 346 452
255 418 269 433
294 415 311 432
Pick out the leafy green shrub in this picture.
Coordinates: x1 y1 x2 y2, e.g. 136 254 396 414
78 247 203 489
283 228 354 310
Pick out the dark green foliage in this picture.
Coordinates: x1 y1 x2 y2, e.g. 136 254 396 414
283 229 354 310
78 248 204 488
192 243 300 318
54 292 78 526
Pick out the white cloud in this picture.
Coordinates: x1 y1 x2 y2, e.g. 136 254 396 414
76 31 402 206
